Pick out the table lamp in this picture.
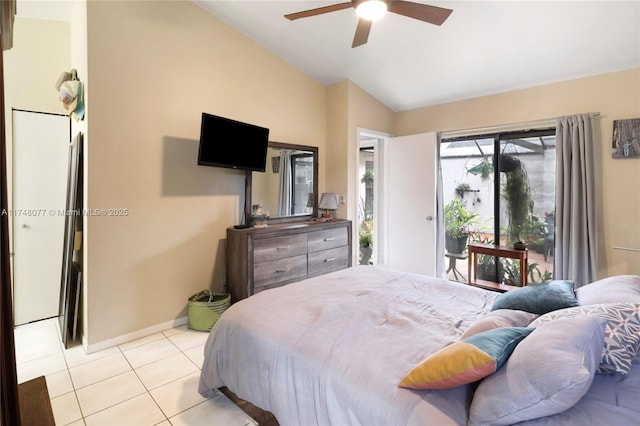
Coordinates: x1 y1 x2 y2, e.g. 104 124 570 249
318 193 338 220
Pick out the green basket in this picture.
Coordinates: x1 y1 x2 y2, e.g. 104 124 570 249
187 290 230 332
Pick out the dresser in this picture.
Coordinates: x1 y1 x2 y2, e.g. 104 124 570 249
226 220 352 302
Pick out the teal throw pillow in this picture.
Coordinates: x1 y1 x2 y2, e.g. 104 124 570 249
491 280 579 315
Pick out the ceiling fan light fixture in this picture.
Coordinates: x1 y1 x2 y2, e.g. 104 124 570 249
356 0 387 21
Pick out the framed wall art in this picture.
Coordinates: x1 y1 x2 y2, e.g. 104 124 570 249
612 118 640 158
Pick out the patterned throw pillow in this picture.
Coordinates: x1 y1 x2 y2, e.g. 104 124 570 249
529 303 640 374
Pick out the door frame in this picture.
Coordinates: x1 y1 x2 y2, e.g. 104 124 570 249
357 128 390 266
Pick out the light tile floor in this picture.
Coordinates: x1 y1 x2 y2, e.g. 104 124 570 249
14 318 257 426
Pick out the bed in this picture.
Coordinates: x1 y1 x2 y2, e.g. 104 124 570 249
198 266 640 425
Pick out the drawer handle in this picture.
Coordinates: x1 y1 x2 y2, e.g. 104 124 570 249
275 269 290 273
324 257 336 262
276 246 290 250
324 237 335 242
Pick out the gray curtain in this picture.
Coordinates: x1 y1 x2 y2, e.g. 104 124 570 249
277 150 293 216
554 113 598 286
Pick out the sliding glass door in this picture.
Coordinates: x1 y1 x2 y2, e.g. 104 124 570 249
441 129 556 285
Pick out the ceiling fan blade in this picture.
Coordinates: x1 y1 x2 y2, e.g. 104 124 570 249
387 0 453 26
285 2 353 20
352 17 372 47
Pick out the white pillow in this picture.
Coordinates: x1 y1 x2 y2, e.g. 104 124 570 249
461 309 538 339
469 316 606 426
577 275 640 305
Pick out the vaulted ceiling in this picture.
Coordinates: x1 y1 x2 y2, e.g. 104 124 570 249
16 1 640 112
193 1 640 111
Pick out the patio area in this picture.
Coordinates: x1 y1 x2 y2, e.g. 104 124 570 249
445 246 553 286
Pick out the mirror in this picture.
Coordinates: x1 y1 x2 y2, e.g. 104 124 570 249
248 142 318 223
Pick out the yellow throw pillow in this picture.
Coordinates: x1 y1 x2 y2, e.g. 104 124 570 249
399 327 533 390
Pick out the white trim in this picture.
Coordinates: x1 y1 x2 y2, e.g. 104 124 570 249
441 118 557 139
82 316 188 354
358 128 392 140
357 128 391 266
441 113 601 140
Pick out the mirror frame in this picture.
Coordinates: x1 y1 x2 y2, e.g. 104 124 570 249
245 141 318 224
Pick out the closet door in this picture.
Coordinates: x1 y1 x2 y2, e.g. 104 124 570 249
384 132 438 276
12 110 69 325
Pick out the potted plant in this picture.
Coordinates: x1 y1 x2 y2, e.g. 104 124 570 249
444 198 478 254
521 214 545 252
360 169 374 186
473 236 506 283
359 231 373 265
455 183 471 198
503 261 552 286
465 141 493 181
501 155 532 246
478 255 506 283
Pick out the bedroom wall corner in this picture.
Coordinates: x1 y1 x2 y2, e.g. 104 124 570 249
69 0 89 346
326 80 393 264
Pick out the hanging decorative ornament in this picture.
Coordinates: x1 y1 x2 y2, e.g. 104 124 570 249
55 68 85 121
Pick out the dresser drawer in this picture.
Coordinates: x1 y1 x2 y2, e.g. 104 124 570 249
308 227 348 253
253 234 307 263
254 254 307 288
308 246 349 276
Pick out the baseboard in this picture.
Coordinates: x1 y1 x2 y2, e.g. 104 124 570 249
83 316 188 354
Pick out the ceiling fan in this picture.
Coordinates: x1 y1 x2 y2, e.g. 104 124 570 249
284 0 453 48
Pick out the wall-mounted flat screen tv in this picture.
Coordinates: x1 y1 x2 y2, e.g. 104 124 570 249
198 113 270 172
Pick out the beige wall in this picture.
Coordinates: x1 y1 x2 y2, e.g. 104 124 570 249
326 81 350 215
326 81 394 262
84 1 326 345
4 18 70 115
4 17 71 209
394 68 640 278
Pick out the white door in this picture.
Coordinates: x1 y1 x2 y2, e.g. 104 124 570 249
12 110 69 325
384 132 438 276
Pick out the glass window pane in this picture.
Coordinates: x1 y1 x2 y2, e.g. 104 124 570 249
441 132 555 285
499 136 555 285
291 154 313 215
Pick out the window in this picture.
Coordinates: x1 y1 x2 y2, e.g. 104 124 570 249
441 129 556 285
290 152 313 215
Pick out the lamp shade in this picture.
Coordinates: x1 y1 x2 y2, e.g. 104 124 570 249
318 193 338 210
